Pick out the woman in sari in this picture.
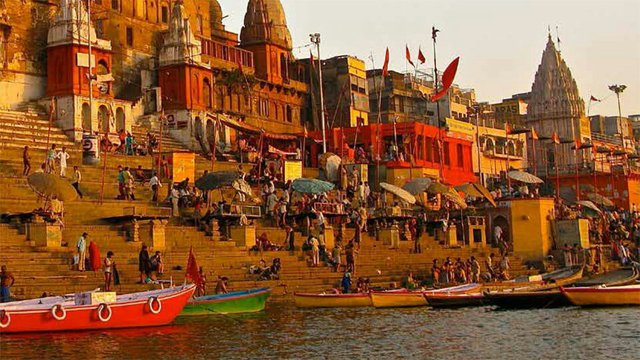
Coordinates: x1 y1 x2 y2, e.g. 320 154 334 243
88 240 101 274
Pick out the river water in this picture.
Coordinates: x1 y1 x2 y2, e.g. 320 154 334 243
1 302 638 359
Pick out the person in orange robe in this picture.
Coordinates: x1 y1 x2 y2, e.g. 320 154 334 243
88 240 102 274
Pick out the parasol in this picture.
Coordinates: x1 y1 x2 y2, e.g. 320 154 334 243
27 173 78 202
507 170 544 184
292 178 335 194
428 182 467 209
380 182 416 204
456 182 497 207
402 177 433 195
195 171 237 191
232 179 253 196
575 200 602 213
586 193 614 207
319 153 341 182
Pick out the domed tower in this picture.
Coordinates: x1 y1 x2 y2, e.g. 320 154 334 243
239 0 293 83
526 34 589 174
209 0 224 32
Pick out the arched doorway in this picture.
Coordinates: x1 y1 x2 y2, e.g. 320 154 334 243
206 119 215 151
492 215 510 247
115 107 125 132
81 103 91 132
98 105 110 133
203 78 212 108
194 116 207 154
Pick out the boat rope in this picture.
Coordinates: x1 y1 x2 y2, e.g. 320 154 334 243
97 303 112 322
148 296 162 314
51 304 66 321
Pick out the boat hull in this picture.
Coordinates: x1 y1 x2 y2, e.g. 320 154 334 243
426 293 485 308
182 288 271 315
484 290 571 309
561 285 640 307
294 293 372 308
0 285 196 334
371 291 428 308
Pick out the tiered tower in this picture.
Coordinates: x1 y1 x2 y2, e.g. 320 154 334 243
526 35 589 174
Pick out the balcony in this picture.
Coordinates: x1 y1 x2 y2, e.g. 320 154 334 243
197 36 254 69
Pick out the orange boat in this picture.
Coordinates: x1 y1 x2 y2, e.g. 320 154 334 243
370 290 427 308
561 284 640 307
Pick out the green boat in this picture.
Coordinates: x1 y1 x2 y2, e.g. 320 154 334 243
181 288 272 316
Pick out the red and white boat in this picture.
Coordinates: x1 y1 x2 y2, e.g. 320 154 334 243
0 284 195 334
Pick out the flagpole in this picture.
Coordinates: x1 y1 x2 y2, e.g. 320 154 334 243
432 26 444 183
375 61 384 189
505 122 511 191
554 141 560 199
310 33 327 153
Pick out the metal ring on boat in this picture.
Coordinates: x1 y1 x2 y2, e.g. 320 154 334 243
51 304 66 321
148 296 162 314
97 303 112 322
0 310 10 328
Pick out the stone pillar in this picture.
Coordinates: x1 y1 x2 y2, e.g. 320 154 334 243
150 220 168 250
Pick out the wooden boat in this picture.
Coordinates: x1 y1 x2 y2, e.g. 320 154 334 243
483 266 584 292
423 283 482 295
181 288 271 316
425 293 485 308
571 267 638 288
294 292 372 308
561 284 640 307
370 290 428 308
483 290 571 309
0 284 195 334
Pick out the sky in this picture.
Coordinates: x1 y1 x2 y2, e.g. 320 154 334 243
218 0 640 117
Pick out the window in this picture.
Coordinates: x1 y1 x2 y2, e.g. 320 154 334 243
161 6 169 23
111 0 119 10
95 19 104 38
443 142 450 166
456 144 463 167
203 78 211 108
286 105 292 123
126 27 133 47
425 137 433 161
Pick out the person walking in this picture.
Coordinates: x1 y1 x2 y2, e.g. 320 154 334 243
56 146 70 177
72 166 83 198
149 172 162 202
117 165 125 200
124 167 135 200
0 265 15 303
46 144 57 174
104 251 114 291
76 232 88 271
22 145 31 176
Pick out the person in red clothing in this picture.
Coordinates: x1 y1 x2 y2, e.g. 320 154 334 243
88 240 101 274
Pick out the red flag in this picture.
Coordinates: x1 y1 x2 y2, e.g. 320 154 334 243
551 132 560 144
418 47 426 64
185 246 204 289
382 47 390 77
505 123 512 135
406 45 415 67
590 95 601 102
574 138 581 149
531 128 539 140
431 57 460 102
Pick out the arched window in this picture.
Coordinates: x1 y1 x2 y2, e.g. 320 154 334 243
484 138 495 152
81 103 91 132
192 74 200 104
280 53 288 80
96 60 110 94
203 78 212 108
115 107 125 132
286 105 292 123
506 141 516 156
98 105 110 133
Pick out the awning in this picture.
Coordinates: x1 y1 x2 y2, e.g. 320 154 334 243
213 115 300 141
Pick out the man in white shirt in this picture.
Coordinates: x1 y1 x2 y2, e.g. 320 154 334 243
56 146 70 177
149 173 162 202
72 166 83 199
76 232 88 271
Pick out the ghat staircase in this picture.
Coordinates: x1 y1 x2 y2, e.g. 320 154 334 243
0 109 537 300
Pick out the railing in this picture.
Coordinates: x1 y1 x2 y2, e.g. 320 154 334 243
197 36 254 69
220 204 262 217
123 206 172 218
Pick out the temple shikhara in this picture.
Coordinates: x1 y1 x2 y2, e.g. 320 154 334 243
0 0 637 307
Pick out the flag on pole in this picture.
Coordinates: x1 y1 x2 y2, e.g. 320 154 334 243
310 50 315 70
406 45 415 67
531 127 539 140
417 47 426 64
590 95 601 102
382 47 390 77
185 246 204 289
431 57 460 102
551 132 560 144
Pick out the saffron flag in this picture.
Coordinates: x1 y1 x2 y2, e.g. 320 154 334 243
531 127 539 140
382 47 390 77
185 246 204 289
590 95 601 102
551 132 560 145
418 47 426 64
505 123 512 135
406 45 415 67
431 57 460 102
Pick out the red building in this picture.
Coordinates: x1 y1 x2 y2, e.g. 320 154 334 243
309 121 476 186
